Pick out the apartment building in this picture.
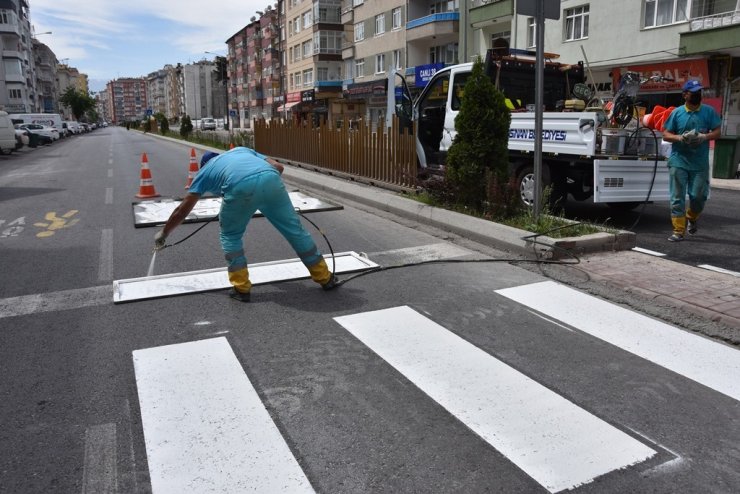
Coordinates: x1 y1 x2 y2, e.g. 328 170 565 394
283 0 343 123
340 0 407 125
464 0 740 134
32 39 56 113
95 88 110 123
0 0 36 112
146 68 168 117
165 63 184 121
56 63 88 118
106 78 148 124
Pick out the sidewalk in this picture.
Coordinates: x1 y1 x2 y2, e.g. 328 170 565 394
278 161 740 344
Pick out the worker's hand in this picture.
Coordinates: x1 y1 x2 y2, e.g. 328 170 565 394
680 130 695 144
154 230 167 250
692 133 708 146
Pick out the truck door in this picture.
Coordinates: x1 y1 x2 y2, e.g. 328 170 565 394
416 72 450 167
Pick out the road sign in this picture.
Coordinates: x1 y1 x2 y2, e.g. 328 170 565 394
146 108 153 116
229 110 237 117
516 0 560 19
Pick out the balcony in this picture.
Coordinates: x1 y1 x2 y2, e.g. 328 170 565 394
0 22 21 36
341 5 353 24
469 0 514 27
680 10 740 56
406 12 459 42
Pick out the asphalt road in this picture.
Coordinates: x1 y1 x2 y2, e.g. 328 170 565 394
1 128 738 493
563 188 740 274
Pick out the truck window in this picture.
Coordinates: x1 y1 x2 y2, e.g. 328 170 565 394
451 72 470 111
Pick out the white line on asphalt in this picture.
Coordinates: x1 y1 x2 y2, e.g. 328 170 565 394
525 309 575 332
99 229 114 281
108 159 113 165
82 423 118 494
496 281 740 402
108 169 113 178
105 187 113 205
697 264 740 278
369 242 473 264
631 247 666 257
334 306 656 493
0 286 111 319
133 337 314 494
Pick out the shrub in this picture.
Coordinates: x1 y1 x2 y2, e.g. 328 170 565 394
180 115 193 137
445 56 511 211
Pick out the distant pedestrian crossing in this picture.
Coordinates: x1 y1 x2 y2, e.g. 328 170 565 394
132 280 740 493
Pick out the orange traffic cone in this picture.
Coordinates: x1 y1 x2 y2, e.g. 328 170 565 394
136 153 160 198
229 143 234 150
184 148 198 189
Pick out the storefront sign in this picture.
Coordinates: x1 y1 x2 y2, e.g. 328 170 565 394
415 63 445 85
301 89 315 103
614 59 710 93
287 92 301 103
343 80 387 99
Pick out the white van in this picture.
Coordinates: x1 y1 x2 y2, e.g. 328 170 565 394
9 113 64 133
0 111 18 154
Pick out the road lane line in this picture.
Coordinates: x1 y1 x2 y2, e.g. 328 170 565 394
368 242 473 264
0 286 111 319
133 337 314 494
108 169 113 178
98 229 114 281
82 423 118 494
697 264 740 278
105 187 113 205
496 281 740 401
631 247 666 257
334 306 656 493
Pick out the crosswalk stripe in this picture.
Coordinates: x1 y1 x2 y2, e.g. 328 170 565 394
133 337 314 494
496 281 740 402
334 306 656 493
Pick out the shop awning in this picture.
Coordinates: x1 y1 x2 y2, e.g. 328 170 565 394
277 102 300 112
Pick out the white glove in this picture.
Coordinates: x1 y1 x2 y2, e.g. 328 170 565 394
154 230 167 250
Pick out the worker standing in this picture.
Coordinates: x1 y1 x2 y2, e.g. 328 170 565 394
154 147 338 302
661 80 721 242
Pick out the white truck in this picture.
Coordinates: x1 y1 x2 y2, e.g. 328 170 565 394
397 51 669 210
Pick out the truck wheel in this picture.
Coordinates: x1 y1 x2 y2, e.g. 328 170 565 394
516 164 551 208
606 202 643 211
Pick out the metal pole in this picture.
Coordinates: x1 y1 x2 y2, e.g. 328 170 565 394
533 0 545 221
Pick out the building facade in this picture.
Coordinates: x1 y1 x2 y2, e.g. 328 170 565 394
146 68 168 117
106 78 148 124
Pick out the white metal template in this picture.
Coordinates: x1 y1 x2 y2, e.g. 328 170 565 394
113 251 378 303
132 191 342 227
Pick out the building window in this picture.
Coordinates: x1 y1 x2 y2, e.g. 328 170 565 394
392 7 402 29
376 53 386 74
353 0 364 6
643 0 689 28
430 1 459 14
564 5 589 41
429 43 458 64
8 89 22 99
375 14 385 35
318 67 329 81
303 69 313 86
295 72 302 86
313 31 342 54
294 16 301 33
393 49 402 70
0 10 9 24
302 10 312 29
354 22 364 41
355 58 365 78
302 40 312 58
527 17 536 47
294 44 302 61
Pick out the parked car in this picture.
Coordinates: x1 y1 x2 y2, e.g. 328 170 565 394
0 111 17 154
200 117 217 131
15 124 58 143
14 128 29 149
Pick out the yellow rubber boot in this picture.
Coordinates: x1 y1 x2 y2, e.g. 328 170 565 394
671 216 686 236
307 259 332 286
228 267 252 294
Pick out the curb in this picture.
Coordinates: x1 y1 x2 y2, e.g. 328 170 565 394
279 160 635 259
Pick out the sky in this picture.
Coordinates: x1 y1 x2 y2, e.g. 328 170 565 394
30 0 271 93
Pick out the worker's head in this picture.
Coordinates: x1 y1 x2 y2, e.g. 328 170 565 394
682 80 703 106
200 151 219 168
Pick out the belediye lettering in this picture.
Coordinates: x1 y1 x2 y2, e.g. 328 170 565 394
508 129 567 141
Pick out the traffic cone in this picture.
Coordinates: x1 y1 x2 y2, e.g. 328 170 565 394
136 153 160 198
184 148 198 189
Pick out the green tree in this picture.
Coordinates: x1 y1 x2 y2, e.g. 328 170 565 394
59 87 96 121
154 112 169 133
445 57 511 210
180 115 193 137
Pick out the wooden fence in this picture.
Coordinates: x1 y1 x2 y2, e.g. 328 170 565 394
254 115 417 190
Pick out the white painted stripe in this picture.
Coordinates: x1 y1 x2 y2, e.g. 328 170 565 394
105 187 113 205
108 169 113 178
697 264 740 278
496 281 740 401
108 158 113 165
0 286 111 319
631 247 666 257
99 229 114 281
334 306 655 493
133 337 314 494
82 423 118 494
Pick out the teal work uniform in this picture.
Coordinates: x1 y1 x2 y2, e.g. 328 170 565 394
662 104 721 232
188 147 331 293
